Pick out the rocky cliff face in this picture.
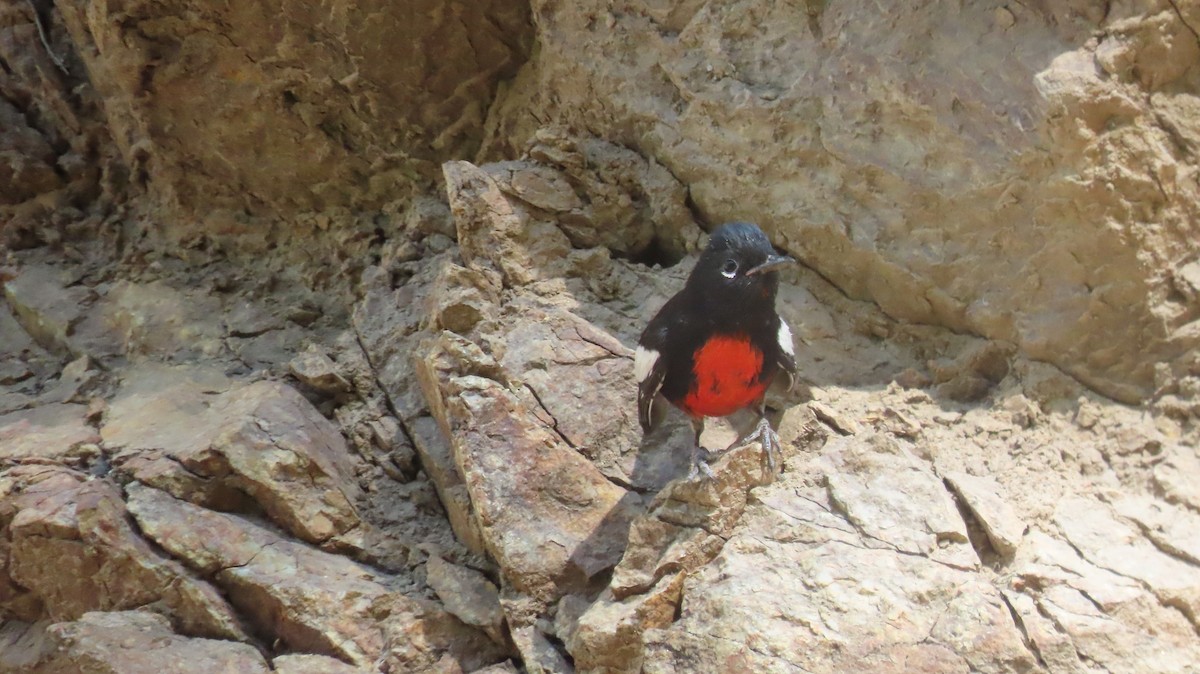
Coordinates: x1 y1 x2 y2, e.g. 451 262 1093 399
2 1 1199 673
486 0 1200 404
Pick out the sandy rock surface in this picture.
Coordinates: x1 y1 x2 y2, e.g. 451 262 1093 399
3 1 1200 673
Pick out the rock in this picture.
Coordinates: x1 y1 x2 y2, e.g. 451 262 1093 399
809 401 861 435
0 2 115 218
498 128 697 258
415 334 638 602
1014 530 1145 611
424 261 501 334
226 324 306 369
289 345 353 395
564 442 768 672
0 619 52 671
224 299 284 337
566 573 683 674
6 4 1200 674
484 0 1200 402
623 436 1030 674
105 280 225 359
426 556 506 644
0 358 33 387
1154 444 1200 512
644 541 1032 674
125 483 379 664
1 264 113 359
102 364 361 544
379 597 509 674
509 625 572 674
0 98 63 205
38 355 101 405
497 163 584 214
0 466 247 640
443 160 573 286
405 194 457 240
126 485 504 671
610 442 768 599
943 471 1027 557
1013 531 1200 673
273 653 371 674
411 159 659 601
1000 590 1090 674
496 296 674 491
1055 496 1200 625
408 414 487 556
1113 496 1200 566
31 611 268 674
468 661 521 674
0 307 48 404
876 405 922 438
352 253 453 424
52 0 532 217
0 403 100 463
819 434 978 570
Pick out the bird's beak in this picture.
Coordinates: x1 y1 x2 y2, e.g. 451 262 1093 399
745 254 795 276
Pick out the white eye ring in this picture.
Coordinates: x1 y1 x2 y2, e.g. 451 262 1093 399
721 259 738 279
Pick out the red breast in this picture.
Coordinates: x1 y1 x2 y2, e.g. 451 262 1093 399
681 333 769 418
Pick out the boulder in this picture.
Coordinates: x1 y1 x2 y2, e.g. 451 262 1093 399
102 364 361 544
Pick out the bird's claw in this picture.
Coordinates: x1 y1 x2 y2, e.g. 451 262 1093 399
688 446 719 481
728 417 784 480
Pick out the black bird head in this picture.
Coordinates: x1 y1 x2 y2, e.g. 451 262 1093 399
686 222 794 307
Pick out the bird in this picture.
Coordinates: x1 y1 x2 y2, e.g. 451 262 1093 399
635 221 797 481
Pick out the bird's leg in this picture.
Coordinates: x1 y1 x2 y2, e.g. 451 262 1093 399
727 401 784 480
686 417 716 481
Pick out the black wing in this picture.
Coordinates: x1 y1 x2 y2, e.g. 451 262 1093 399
635 321 670 433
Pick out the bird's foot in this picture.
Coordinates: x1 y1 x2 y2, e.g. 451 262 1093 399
686 445 718 481
727 416 784 480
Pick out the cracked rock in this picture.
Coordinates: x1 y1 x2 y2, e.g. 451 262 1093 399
416 338 638 602
2 264 120 360
1013 529 1200 673
0 403 100 463
289 345 354 396
106 280 226 359
628 435 1031 674
504 128 696 258
566 442 769 672
496 296 678 491
819 433 978 570
0 466 246 641
126 484 505 671
443 159 575 286
102 364 361 544
19 611 269 673
509 624 573 674
1113 496 1200 566
426 556 506 645
407 414 487 556
944 471 1027 557
1154 443 1200 512
1055 496 1200 627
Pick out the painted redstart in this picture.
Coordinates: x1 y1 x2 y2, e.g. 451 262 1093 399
636 221 797 480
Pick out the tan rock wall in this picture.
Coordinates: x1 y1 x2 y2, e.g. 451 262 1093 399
0 2 121 232
51 0 532 215
483 0 1200 402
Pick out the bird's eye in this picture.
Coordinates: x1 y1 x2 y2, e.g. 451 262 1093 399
721 259 738 278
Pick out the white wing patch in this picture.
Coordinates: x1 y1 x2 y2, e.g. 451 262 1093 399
634 346 660 383
778 320 795 356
